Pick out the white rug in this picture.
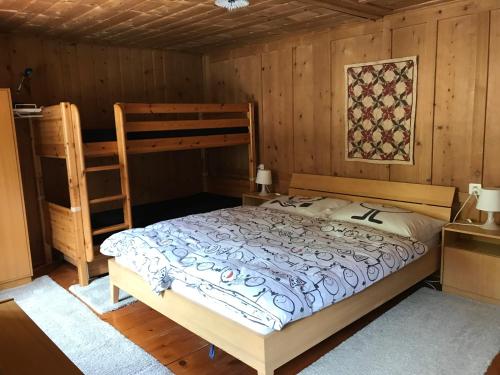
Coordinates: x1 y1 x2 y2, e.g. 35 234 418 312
300 288 500 375
69 275 137 314
0 276 171 375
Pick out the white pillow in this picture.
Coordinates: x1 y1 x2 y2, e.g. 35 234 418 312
260 195 351 218
327 202 446 243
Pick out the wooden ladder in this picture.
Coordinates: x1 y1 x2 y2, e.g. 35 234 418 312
70 105 132 266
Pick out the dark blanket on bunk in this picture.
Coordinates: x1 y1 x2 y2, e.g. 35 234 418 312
83 128 247 142
92 193 241 244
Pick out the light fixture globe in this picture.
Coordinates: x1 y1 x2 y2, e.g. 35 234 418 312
215 0 249 11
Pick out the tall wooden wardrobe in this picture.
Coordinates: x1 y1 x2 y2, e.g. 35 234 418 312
0 88 33 289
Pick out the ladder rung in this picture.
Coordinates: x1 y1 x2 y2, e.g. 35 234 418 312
92 223 130 236
85 164 121 173
89 194 126 205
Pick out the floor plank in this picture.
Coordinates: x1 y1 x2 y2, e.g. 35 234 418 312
48 263 500 374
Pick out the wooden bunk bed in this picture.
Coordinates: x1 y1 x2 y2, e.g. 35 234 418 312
108 174 455 374
31 102 256 285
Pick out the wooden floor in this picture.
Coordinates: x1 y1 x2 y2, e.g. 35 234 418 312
48 263 500 375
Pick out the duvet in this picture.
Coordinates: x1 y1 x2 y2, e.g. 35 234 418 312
101 206 428 331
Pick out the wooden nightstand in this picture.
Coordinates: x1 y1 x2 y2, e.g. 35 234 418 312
441 223 500 304
242 192 281 206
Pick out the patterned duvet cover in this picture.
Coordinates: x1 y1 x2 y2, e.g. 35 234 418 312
100 206 428 331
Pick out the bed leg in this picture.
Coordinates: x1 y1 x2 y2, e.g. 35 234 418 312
110 283 120 304
77 261 89 286
256 364 274 375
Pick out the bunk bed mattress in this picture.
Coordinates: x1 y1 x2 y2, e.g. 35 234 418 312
101 206 430 332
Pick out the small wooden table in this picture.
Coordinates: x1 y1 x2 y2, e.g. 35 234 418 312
242 192 281 206
441 223 500 304
0 299 82 374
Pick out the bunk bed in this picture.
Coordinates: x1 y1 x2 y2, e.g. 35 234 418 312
30 102 256 285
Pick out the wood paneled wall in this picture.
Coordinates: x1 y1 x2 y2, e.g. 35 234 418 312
203 0 500 222
0 34 203 266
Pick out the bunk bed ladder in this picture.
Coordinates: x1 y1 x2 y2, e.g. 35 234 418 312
84 149 132 237
71 105 133 269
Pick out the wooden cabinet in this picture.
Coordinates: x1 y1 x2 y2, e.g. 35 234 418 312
0 89 33 289
242 192 281 206
441 224 500 304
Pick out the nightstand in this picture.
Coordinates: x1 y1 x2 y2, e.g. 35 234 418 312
242 192 281 206
441 223 500 304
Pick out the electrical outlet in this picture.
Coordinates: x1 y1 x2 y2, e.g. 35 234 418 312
469 183 482 195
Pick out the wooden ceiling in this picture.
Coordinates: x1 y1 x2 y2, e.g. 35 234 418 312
0 0 450 51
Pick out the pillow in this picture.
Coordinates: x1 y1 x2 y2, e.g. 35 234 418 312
327 202 446 243
260 195 351 218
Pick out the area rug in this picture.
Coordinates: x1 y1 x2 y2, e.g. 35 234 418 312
300 288 500 375
0 276 171 375
69 275 137 314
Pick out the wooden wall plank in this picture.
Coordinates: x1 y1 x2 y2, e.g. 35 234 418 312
76 43 98 127
293 37 331 175
60 43 82 105
483 9 500 188
106 46 123 104
152 50 166 102
331 32 390 180
432 13 489 192
261 48 294 192
389 22 436 184
92 45 112 126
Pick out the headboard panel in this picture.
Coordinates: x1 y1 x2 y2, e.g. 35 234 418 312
289 174 456 221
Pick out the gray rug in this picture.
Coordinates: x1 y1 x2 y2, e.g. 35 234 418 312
300 288 500 375
0 276 171 375
69 275 137 314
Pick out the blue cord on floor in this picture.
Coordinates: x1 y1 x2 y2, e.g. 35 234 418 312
209 344 216 360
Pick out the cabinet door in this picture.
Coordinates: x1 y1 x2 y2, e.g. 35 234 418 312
443 246 500 302
0 89 32 285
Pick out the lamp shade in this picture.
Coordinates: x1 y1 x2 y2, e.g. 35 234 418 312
476 188 500 212
256 169 272 185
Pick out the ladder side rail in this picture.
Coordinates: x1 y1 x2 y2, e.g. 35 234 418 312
70 104 94 263
114 103 133 229
247 103 257 193
60 102 90 285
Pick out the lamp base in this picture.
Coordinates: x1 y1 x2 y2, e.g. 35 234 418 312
480 211 500 231
259 184 270 196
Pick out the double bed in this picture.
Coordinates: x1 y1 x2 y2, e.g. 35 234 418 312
105 173 455 374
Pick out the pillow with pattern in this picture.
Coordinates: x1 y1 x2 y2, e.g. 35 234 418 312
260 195 351 218
327 202 446 243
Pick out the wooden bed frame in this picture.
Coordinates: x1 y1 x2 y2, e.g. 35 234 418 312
108 173 455 374
30 102 256 285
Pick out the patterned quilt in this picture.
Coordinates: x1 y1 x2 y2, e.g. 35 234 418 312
100 206 428 331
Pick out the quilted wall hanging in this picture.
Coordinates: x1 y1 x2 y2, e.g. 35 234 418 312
345 56 417 164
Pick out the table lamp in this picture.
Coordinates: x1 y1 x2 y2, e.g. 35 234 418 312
476 187 500 230
256 168 272 196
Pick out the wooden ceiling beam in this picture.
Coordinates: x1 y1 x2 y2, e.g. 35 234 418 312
296 0 390 20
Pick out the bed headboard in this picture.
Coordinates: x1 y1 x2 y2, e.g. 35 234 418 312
288 173 456 221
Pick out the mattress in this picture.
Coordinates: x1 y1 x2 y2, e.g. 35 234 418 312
101 206 431 333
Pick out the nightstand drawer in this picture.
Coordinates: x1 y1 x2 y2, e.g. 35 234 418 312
442 246 500 302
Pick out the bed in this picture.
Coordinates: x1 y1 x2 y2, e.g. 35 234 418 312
106 173 455 374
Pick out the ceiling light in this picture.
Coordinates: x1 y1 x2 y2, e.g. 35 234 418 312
214 0 249 11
